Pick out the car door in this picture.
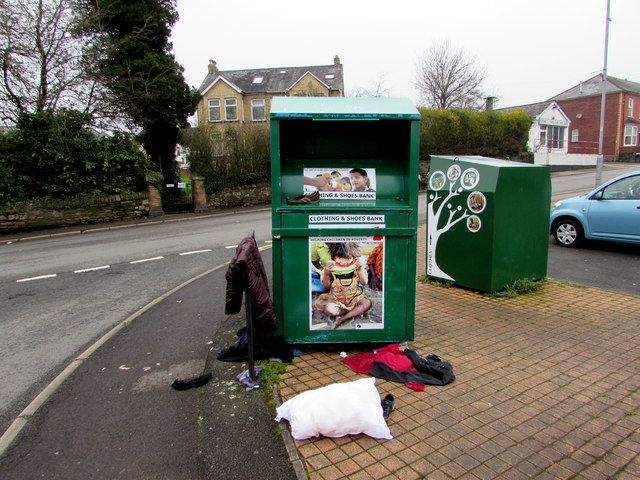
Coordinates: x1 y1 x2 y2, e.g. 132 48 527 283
587 174 640 241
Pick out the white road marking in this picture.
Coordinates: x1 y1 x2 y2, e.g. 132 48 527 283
74 265 110 273
264 240 272 244
225 245 238 249
129 256 164 264
179 249 212 256
16 274 57 283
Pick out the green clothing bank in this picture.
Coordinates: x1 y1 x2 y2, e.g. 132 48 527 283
426 156 551 292
270 97 420 343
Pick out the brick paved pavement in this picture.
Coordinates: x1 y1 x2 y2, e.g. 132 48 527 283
278 226 640 479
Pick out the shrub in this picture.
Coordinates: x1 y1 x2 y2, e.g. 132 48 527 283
94 133 152 194
418 108 531 160
0 109 156 208
0 130 28 206
419 109 462 155
181 123 270 193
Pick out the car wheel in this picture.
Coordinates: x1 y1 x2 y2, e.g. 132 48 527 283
553 219 583 247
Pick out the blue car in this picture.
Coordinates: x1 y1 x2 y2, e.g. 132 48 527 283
550 170 640 247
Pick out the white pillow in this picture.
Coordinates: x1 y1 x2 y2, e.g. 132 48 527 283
275 377 392 440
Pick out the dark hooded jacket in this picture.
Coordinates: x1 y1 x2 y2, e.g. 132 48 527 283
225 234 277 336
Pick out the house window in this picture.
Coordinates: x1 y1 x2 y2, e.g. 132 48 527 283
571 129 579 143
252 98 265 121
624 125 638 146
540 125 566 149
225 98 237 121
208 99 221 122
628 98 634 118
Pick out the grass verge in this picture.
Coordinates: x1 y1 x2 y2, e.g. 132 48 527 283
417 273 453 288
418 273 545 298
256 360 289 414
484 278 546 298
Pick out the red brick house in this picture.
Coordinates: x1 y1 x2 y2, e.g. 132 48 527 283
550 74 640 162
500 74 640 165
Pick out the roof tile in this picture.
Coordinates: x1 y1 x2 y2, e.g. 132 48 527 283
199 63 344 95
550 74 640 101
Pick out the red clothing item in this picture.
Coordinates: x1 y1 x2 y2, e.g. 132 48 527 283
342 344 425 392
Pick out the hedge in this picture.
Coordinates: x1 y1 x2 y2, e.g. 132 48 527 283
0 109 154 208
181 124 270 194
419 108 531 160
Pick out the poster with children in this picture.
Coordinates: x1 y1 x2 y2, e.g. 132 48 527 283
303 168 377 200
309 236 384 331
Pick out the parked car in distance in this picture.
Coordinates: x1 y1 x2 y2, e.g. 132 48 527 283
550 170 640 247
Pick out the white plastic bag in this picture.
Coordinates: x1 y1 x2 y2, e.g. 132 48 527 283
275 377 392 440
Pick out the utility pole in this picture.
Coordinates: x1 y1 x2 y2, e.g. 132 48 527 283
596 0 611 187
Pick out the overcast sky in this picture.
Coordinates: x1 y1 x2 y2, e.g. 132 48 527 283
170 0 638 109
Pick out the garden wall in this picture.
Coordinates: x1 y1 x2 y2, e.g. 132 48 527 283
208 183 271 209
0 192 150 232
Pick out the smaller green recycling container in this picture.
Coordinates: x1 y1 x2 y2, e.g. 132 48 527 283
426 156 551 292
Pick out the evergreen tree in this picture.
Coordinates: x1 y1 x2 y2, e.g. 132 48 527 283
78 0 199 183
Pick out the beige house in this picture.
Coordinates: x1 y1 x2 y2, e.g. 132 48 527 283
196 56 344 126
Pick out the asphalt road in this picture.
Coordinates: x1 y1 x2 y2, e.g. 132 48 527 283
1 209 271 282
547 237 640 296
0 210 271 431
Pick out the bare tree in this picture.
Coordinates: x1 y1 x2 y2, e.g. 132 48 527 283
414 41 486 109
0 0 113 124
351 74 391 98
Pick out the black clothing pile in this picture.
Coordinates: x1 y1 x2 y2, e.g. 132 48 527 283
342 343 455 391
371 350 455 387
217 327 293 363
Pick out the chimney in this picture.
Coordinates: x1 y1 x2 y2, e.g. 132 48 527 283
334 55 341 66
484 96 496 111
579 81 583 94
208 59 218 76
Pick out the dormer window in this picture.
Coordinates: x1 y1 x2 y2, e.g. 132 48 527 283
253 77 263 84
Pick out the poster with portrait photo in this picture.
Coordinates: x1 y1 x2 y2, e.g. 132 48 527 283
303 167 377 200
309 236 384 331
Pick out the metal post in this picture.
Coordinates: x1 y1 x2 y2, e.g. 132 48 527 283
596 0 611 187
244 291 256 382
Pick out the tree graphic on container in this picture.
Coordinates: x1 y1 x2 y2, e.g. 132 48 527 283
427 164 485 281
